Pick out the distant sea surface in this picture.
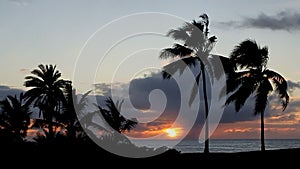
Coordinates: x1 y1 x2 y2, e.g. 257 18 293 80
132 139 300 153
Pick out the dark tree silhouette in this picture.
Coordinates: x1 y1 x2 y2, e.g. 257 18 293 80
0 93 31 143
33 87 90 144
24 64 71 139
97 97 137 133
226 39 289 151
159 14 217 153
59 83 91 142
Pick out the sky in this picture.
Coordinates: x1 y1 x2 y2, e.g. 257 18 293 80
1 0 300 140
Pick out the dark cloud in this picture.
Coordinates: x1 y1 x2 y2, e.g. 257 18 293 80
218 11 300 32
94 83 111 96
0 86 10 90
221 101 260 123
92 72 300 139
108 73 279 124
0 85 23 100
270 100 300 117
129 74 181 114
287 80 300 93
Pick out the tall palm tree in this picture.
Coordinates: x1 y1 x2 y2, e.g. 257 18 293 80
0 93 31 143
225 39 289 151
24 64 71 139
159 14 217 153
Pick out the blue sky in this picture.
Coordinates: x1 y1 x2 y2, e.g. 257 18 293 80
1 0 300 139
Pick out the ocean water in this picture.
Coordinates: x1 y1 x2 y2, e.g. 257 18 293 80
132 139 300 153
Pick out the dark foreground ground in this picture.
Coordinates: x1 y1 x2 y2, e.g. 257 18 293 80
1 142 299 167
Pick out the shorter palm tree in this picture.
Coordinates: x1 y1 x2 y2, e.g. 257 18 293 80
59 83 91 141
0 93 32 143
226 39 289 151
96 97 137 133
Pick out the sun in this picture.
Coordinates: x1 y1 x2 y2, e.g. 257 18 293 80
165 128 177 138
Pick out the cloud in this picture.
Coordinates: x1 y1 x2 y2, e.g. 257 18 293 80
217 10 300 32
9 0 31 6
287 80 300 93
19 68 30 74
126 119 173 138
267 114 298 123
0 85 23 100
224 128 254 133
93 72 289 118
94 83 112 96
92 71 300 139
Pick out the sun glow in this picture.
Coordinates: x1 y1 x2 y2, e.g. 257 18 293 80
165 128 177 138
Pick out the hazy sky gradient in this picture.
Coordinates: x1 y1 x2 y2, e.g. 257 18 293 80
1 0 300 88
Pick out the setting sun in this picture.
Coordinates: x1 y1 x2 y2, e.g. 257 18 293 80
165 128 177 138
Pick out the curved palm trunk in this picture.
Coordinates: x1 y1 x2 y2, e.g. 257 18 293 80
261 111 265 151
201 62 209 154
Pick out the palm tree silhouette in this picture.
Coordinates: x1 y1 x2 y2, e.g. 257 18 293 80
159 14 217 153
0 93 32 143
24 64 71 139
96 97 137 133
60 83 91 141
225 39 289 151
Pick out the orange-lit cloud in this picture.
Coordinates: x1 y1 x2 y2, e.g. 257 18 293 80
211 119 300 139
224 128 255 133
19 68 29 74
125 120 184 139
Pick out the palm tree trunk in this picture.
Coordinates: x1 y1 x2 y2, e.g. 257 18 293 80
49 119 54 139
201 62 209 154
47 107 54 140
261 111 265 151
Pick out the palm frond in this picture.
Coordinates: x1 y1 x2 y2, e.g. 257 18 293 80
254 79 273 115
167 28 189 42
199 14 209 33
31 69 45 80
186 30 206 49
159 44 194 59
24 76 45 88
208 55 233 82
121 118 137 132
52 70 62 82
162 56 199 79
265 69 289 110
225 75 257 112
38 64 47 74
225 70 251 94
96 97 138 133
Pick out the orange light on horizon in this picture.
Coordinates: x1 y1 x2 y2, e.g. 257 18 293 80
164 128 181 138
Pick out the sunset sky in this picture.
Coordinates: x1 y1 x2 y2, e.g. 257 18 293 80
1 0 300 140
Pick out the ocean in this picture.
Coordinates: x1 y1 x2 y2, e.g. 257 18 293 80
132 139 300 153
